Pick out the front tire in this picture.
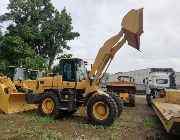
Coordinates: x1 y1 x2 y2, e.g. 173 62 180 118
38 92 60 118
87 94 117 126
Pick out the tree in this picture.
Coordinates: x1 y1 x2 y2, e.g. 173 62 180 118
41 9 79 70
0 25 7 75
0 0 79 70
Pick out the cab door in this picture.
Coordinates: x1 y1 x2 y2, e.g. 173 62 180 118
60 60 76 88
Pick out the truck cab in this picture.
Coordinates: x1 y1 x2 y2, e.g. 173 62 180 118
145 69 176 105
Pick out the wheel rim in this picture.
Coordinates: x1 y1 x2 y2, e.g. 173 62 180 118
42 98 54 114
93 101 109 120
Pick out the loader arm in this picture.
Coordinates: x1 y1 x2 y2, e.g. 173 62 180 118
85 8 143 92
88 30 126 86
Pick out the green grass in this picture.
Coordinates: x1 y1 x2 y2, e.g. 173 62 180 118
140 116 168 140
117 115 131 122
13 126 71 140
40 130 64 140
0 96 170 140
69 121 106 130
69 117 122 140
17 112 54 123
141 116 160 129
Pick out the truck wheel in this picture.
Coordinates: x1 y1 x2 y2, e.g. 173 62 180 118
146 94 152 106
129 94 135 107
108 92 123 117
38 92 60 118
87 95 117 126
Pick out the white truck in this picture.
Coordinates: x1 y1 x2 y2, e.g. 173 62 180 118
143 68 176 105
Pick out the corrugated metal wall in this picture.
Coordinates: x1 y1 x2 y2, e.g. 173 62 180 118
175 72 180 89
108 68 180 90
108 68 151 84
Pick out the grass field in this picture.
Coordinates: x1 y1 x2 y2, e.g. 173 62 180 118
0 96 178 140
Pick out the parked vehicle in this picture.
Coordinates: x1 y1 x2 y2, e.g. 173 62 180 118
106 76 136 107
143 68 176 105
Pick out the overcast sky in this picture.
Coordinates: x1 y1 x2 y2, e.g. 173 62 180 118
0 0 180 73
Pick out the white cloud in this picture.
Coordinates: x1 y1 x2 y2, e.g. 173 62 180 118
0 1 9 15
1 0 180 73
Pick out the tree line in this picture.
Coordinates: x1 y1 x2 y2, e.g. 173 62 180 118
0 0 79 74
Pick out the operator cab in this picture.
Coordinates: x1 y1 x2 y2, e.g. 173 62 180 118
59 58 87 82
7 66 26 81
28 70 45 80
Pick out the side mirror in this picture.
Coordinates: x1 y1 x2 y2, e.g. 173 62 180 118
89 76 94 81
89 76 94 86
84 61 88 65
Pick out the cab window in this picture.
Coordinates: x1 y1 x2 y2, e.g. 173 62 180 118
76 60 87 82
63 61 75 82
156 79 168 84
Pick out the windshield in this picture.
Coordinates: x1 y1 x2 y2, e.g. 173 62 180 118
118 76 130 82
14 68 25 81
29 71 38 80
76 60 87 82
63 61 75 81
36 71 44 79
156 79 168 84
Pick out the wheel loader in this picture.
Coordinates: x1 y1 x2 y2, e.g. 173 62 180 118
152 89 180 135
21 69 46 91
0 8 144 125
7 66 44 92
25 8 144 125
0 67 42 114
0 76 37 114
106 76 136 107
7 66 31 92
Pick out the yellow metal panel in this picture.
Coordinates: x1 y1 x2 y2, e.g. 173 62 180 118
152 89 180 134
52 75 62 88
165 89 180 104
22 80 37 91
62 81 76 88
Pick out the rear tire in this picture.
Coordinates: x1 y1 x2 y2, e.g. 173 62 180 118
108 92 123 117
146 94 153 106
87 94 117 126
129 94 135 107
38 92 60 118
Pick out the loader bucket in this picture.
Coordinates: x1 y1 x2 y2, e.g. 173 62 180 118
0 92 37 114
152 89 180 135
0 79 37 114
121 8 143 50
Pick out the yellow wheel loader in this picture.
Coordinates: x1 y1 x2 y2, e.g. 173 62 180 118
0 8 143 124
106 76 136 107
0 67 42 114
25 8 144 125
0 77 37 114
152 89 180 135
7 66 44 92
7 66 32 93
21 69 45 91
